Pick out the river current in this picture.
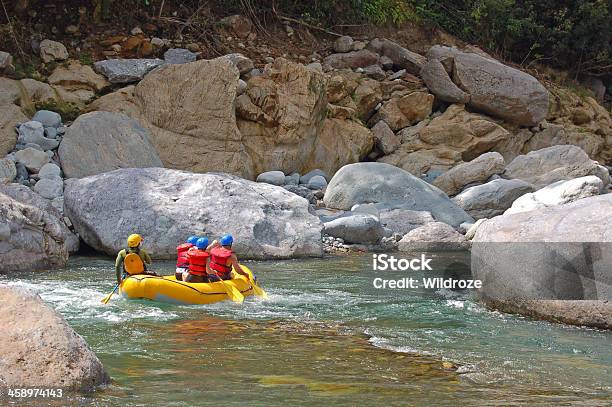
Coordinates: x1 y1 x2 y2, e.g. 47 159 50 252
2 253 610 406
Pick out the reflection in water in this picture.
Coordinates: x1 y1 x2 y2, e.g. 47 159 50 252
1 254 610 406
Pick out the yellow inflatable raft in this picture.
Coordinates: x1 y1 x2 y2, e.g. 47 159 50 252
119 266 255 305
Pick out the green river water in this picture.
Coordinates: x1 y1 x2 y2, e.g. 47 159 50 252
1 253 611 406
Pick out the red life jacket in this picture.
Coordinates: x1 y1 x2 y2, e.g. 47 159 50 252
188 248 209 276
210 247 233 276
176 243 193 268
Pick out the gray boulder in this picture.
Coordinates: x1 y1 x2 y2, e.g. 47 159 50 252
59 111 162 179
0 158 16 184
38 162 62 179
64 168 323 259
164 48 197 64
306 175 327 190
471 194 612 327
372 120 400 155
505 176 604 215
420 59 470 103
0 286 109 391
0 183 79 253
32 110 62 128
379 208 435 235
452 178 534 220
0 192 69 272
323 162 474 228
398 222 468 252
333 36 354 53
323 50 380 70
433 152 505 196
300 169 328 184
284 172 300 185
33 177 63 199
504 145 610 188
93 59 164 83
367 38 426 74
323 213 384 244
256 170 286 186
18 121 60 150
15 147 49 172
427 46 549 126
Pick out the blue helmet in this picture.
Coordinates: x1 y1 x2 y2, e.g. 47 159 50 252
220 234 233 247
187 236 198 245
195 237 209 249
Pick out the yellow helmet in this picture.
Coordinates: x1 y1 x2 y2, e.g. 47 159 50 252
127 234 142 248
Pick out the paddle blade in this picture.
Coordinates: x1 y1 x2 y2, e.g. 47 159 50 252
101 292 113 304
222 281 244 304
251 280 268 299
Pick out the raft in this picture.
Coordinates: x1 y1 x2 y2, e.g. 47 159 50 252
119 265 255 305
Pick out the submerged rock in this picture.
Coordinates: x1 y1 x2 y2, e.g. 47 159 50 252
324 162 473 228
0 286 109 391
64 168 323 259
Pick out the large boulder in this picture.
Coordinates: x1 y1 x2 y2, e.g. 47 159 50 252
504 145 610 188
0 286 109 391
323 162 473 228
64 168 323 259
0 183 79 253
452 178 534 220
379 104 509 176
433 152 505 196
505 176 604 215
471 194 612 327
426 46 549 126
323 214 384 244
0 193 69 272
59 111 162 178
398 222 468 251
420 59 470 103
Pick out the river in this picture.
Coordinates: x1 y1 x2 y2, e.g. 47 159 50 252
2 253 611 406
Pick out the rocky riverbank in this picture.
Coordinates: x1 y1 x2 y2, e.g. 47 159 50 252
1 14 612 331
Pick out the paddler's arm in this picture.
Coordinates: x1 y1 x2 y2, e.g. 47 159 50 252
115 250 126 283
230 255 248 278
205 240 219 253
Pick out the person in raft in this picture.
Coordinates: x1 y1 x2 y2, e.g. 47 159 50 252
115 234 155 284
175 235 198 281
184 237 210 283
206 234 249 281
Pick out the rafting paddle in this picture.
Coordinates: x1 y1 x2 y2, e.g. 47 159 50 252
216 277 244 304
249 276 268 299
101 282 120 304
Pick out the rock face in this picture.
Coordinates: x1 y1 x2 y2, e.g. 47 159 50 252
64 168 323 259
398 222 468 251
426 46 549 126
59 111 162 178
472 194 612 308
433 152 505 196
0 286 109 391
505 176 604 215
452 178 534 220
323 162 474 228
0 192 69 272
504 145 610 188
379 104 509 176
94 58 164 83
0 183 79 253
323 214 384 244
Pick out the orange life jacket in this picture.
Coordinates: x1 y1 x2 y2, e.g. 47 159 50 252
210 246 233 276
188 248 209 276
176 243 193 268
